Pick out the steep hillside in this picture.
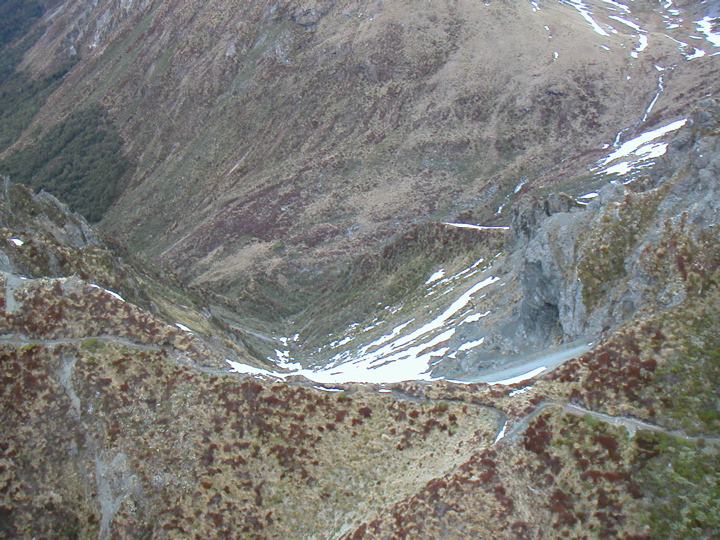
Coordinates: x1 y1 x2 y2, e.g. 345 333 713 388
1 95 719 539
0 181 285 369
1 179 719 538
2 0 719 298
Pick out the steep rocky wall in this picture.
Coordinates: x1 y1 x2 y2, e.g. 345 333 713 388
418 98 720 377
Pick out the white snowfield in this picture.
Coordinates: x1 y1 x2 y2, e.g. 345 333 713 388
228 273 502 385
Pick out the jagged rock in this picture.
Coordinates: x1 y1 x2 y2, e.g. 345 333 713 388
510 193 581 244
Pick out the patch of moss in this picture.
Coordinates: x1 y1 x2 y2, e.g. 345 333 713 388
578 188 665 310
1 106 133 222
80 338 105 353
633 432 720 539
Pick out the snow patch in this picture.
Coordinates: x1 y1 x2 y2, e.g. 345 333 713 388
494 421 508 443
509 385 533 397
513 178 528 193
603 162 633 175
599 118 687 166
226 360 280 378
608 15 643 32
635 142 669 160
630 34 649 58
561 0 609 36
425 269 445 285
686 47 706 60
442 223 510 231
175 323 192 333
362 319 384 333
9 238 23 246
458 337 485 352
601 0 630 13
329 336 355 349
490 366 547 385
90 283 125 302
461 310 491 324
313 386 344 392
104 290 124 302
696 16 720 48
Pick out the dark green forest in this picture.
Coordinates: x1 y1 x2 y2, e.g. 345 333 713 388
0 106 132 222
0 0 44 50
0 0 60 153
0 51 77 153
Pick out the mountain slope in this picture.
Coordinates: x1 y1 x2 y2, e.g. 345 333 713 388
1 97 719 538
1 0 720 538
3 0 718 297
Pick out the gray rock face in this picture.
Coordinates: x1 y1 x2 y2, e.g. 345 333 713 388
456 97 718 371
657 103 720 229
35 191 102 248
505 193 588 348
0 183 102 249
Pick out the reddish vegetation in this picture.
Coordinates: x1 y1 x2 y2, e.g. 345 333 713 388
341 447 516 538
358 406 372 418
551 330 659 419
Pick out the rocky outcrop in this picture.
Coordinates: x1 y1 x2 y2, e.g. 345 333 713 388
0 183 267 368
496 98 720 355
507 194 586 347
0 180 100 250
510 193 581 245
